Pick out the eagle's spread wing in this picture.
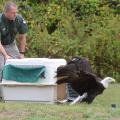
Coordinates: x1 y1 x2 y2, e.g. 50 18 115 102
56 57 112 104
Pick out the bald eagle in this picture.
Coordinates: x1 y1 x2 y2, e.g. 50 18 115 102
56 57 115 104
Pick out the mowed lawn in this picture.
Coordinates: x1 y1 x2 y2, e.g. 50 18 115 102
0 84 120 120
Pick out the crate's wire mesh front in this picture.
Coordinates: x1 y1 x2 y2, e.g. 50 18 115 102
67 83 79 101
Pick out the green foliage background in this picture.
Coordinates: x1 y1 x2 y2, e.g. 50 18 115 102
0 0 120 82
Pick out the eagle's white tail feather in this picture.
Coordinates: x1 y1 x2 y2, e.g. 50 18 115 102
70 92 87 105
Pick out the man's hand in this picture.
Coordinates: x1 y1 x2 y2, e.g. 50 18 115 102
5 54 12 60
19 54 25 59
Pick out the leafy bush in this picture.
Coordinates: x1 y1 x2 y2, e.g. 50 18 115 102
0 0 120 82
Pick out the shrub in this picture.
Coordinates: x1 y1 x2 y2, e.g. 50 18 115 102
0 0 120 82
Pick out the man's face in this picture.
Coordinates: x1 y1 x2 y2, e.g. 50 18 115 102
5 6 17 20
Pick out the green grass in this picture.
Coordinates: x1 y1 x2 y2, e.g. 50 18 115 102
0 84 120 120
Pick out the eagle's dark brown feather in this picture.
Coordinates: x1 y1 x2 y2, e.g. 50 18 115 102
56 57 105 104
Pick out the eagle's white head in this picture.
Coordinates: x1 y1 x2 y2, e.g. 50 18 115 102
101 77 115 88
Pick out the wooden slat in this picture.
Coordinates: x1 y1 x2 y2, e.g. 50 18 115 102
57 84 67 100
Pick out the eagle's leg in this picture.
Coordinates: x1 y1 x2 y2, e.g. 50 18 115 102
70 92 87 105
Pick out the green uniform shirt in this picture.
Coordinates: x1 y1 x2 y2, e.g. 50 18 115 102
0 13 28 45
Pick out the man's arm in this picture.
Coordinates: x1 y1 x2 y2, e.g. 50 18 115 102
18 34 27 59
0 41 12 60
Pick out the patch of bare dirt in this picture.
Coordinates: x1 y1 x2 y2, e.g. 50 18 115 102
0 110 30 120
110 118 120 120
